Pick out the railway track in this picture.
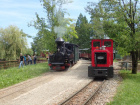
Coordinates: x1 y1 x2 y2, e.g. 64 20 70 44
59 79 106 105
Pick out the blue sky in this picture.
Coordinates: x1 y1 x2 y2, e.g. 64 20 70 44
0 0 99 48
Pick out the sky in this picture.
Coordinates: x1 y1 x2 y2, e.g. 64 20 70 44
0 0 99 48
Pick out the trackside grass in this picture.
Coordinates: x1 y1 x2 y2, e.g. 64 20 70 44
0 62 49 89
108 70 140 105
113 59 118 62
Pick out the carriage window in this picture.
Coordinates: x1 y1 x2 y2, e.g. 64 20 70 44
104 41 111 47
93 42 100 47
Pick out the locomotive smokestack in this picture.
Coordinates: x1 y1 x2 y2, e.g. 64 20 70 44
55 37 64 49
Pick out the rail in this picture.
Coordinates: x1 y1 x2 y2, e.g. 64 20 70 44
83 80 106 105
59 80 106 105
59 81 93 105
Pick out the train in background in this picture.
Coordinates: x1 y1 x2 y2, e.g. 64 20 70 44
88 39 114 78
48 37 79 70
79 48 91 59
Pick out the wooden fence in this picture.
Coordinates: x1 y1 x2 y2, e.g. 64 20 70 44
0 60 47 70
118 61 140 70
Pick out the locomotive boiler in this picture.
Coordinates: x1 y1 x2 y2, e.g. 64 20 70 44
48 37 79 70
88 39 114 78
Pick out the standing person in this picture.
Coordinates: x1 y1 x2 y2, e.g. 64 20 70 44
19 53 24 68
46 52 48 60
33 54 37 64
28 55 32 65
23 54 27 65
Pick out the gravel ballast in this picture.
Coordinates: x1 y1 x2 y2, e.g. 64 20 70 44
91 71 122 105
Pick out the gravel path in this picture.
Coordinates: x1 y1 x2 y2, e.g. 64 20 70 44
0 60 92 105
90 70 122 105
88 62 122 105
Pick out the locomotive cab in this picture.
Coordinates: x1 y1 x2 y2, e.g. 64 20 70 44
88 39 114 78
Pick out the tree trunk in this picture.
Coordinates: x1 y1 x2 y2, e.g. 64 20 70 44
139 49 140 60
131 50 138 74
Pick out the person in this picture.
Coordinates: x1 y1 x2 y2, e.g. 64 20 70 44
28 55 32 65
33 54 37 64
46 52 48 59
23 54 27 65
19 53 24 68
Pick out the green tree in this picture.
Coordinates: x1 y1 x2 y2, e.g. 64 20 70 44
0 25 28 60
30 0 77 53
86 1 107 39
26 48 33 56
72 13 92 49
86 0 140 74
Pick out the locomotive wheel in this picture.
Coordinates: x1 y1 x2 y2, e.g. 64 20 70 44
65 66 69 70
49 66 53 72
70 61 74 66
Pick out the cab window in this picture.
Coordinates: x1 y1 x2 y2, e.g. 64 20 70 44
93 42 100 47
104 41 111 47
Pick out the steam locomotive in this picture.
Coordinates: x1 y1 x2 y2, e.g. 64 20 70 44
88 39 114 78
48 37 79 70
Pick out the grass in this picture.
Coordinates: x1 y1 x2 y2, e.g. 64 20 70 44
108 70 140 105
0 62 49 89
113 59 118 62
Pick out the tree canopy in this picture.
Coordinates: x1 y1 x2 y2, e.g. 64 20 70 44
86 0 140 74
0 25 28 60
71 13 92 49
30 0 78 53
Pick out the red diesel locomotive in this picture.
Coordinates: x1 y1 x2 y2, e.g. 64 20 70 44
88 39 114 78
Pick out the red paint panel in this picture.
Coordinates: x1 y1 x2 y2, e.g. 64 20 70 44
91 39 113 67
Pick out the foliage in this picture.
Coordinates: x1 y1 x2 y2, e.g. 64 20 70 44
0 25 28 60
86 2 106 39
30 0 78 53
26 48 33 56
86 0 140 54
86 0 140 73
108 70 140 105
71 13 92 49
0 62 49 89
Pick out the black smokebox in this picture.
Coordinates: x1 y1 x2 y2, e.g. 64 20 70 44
55 37 64 50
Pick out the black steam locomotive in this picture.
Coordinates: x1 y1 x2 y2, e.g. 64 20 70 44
48 37 79 70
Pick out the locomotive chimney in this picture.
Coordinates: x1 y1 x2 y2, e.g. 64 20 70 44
55 37 64 48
